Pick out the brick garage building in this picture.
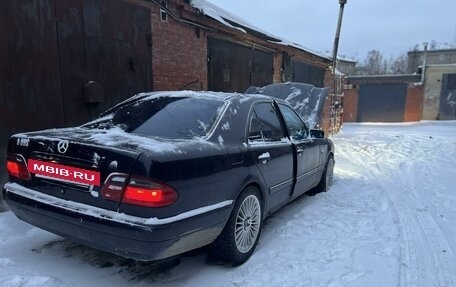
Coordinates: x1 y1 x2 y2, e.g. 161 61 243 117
147 0 332 92
342 65 456 123
343 75 423 123
0 0 335 185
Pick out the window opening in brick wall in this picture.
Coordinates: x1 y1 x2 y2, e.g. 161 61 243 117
160 1 168 22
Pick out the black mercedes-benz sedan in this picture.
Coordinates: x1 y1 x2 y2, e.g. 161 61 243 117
3 91 334 265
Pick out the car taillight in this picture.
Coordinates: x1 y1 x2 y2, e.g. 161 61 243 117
6 159 31 181
101 173 178 207
122 177 178 208
101 173 128 201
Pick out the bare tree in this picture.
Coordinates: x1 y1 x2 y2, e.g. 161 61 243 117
361 50 386 75
389 54 407 74
356 50 407 75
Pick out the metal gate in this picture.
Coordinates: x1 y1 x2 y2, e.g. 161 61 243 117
282 55 325 88
439 73 456 120
291 60 325 88
208 38 273 92
59 0 152 123
0 0 152 185
357 84 407 122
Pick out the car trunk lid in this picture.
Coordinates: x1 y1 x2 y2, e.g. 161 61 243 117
7 127 143 211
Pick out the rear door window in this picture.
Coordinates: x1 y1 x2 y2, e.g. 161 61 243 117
278 104 309 140
248 102 285 142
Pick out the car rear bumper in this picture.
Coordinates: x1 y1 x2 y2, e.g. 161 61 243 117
3 182 232 261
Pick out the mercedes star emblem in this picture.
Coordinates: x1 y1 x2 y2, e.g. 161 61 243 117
57 140 69 154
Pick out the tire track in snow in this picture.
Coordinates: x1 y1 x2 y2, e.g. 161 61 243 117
398 140 455 287
360 136 421 287
349 132 455 287
333 135 405 286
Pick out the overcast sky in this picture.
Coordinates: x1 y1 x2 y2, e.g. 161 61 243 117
207 0 456 61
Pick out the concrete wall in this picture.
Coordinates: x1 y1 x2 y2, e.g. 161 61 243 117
422 65 456 120
337 60 357 75
408 49 456 74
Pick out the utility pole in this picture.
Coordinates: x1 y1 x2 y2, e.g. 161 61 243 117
331 0 347 74
329 0 347 135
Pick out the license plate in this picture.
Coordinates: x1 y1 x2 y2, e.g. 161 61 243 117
28 159 100 186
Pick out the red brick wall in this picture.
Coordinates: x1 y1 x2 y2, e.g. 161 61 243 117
342 88 359 122
273 53 283 83
318 69 333 134
325 69 334 87
404 85 423 122
319 92 331 135
150 2 207 91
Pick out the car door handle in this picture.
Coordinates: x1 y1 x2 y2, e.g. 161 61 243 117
297 148 304 156
258 152 271 164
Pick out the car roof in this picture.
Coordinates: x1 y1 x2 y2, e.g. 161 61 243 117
118 90 284 106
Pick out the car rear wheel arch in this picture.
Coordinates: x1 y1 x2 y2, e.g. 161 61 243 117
210 185 263 265
237 181 265 213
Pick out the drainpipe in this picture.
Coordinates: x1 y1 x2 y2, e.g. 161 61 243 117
421 42 428 83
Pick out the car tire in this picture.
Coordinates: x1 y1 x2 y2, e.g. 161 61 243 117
309 156 334 195
210 186 263 266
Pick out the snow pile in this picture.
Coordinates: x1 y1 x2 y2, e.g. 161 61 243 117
1 121 455 286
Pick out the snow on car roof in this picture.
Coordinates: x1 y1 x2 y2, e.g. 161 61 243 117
121 90 236 104
190 0 331 60
115 90 272 108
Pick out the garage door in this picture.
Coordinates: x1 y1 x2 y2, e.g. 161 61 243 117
291 60 325 88
208 38 273 92
439 73 456 120
357 84 407 122
0 0 151 185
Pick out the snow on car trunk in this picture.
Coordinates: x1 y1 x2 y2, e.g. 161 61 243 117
1 121 455 287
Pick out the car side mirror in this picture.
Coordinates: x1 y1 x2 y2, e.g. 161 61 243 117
310 129 324 139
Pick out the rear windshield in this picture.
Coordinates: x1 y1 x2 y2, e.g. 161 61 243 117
82 96 226 139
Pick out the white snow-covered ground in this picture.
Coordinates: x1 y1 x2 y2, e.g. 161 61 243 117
1 121 455 287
